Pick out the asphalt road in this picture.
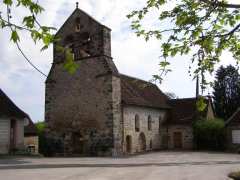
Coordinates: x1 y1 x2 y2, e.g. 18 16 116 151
0 152 240 180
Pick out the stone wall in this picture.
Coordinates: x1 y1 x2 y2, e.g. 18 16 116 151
0 118 24 154
122 105 167 154
45 56 121 156
167 125 193 150
24 136 39 154
15 119 24 149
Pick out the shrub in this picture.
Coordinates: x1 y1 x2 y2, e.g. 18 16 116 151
229 171 240 180
193 118 226 150
35 121 64 157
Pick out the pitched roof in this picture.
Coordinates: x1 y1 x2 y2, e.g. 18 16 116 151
166 97 211 125
167 98 198 125
24 119 38 136
56 8 110 36
226 108 240 126
120 74 170 109
0 89 28 119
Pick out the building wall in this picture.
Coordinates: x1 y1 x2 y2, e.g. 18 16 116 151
122 105 167 154
0 118 24 154
45 56 121 156
24 136 39 154
0 118 10 154
206 101 215 119
226 125 240 152
167 125 193 150
15 119 24 149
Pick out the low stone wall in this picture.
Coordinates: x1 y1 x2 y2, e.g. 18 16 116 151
122 105 167 154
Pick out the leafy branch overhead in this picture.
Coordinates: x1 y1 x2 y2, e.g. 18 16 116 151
0 0 76 75
127 0 240 89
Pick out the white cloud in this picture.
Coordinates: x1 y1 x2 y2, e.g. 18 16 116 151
0 0 237 121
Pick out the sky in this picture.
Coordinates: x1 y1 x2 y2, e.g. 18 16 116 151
0 0 238 121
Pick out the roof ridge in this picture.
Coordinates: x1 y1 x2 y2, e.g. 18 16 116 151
226 107 240 125
56 8 110 36
0 88 29 119
120 73 155 85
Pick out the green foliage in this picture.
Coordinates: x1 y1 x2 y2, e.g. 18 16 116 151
35 121 63 157
193 118 226 150
1 0 77 74
196 96 207 112
35 121 46 134
10 30 19 42
128 0 240 87
213 65 240 120
63 48 79 74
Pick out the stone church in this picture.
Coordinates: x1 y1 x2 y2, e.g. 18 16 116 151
45 6 214 156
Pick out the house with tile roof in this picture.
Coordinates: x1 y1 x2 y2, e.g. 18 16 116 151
226 108 240 151
0 89 38 154
45 6 215 156
0 89 27 154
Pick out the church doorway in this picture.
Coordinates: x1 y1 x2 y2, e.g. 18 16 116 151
138 132 146 152
126 135 132 153
173 132 183 149
72 131 85 154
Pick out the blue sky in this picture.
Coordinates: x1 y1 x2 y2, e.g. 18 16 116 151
0 0 237 121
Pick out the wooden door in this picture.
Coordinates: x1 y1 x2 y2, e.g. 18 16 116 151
173 132 183 149
10 119 16 151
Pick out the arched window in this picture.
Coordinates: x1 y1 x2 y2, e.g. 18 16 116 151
148 115 152 131
150 139 152 149
135 114 140 132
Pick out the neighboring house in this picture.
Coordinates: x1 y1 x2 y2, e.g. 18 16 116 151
24 119 39 154
226 108 240 151
0 89 27 154
45 6 215 156
163 97 215 150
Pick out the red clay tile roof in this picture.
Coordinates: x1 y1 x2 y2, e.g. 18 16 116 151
24 119 38 136
120 74 170 109
167 98 198 125
166 97 212 125
0 89 28 119
226 108 240 126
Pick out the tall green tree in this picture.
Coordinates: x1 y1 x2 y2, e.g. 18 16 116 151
213 65 240 120
128 0 240 89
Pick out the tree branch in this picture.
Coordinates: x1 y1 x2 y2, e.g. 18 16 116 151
199 0 240 9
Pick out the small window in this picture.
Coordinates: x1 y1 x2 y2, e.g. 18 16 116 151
159 116 162 131
148 115 152 131
135 114 140 132
75 17 81 32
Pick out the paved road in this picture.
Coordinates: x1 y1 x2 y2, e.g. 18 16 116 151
0 152 240 180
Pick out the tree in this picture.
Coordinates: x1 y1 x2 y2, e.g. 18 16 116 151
127 0 240 90
213 65 240 120
35 121 63 156
0 0 76 75
193 118 225 150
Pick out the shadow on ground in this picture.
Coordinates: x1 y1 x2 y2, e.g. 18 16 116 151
0 157 31 165
1 161 240 170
